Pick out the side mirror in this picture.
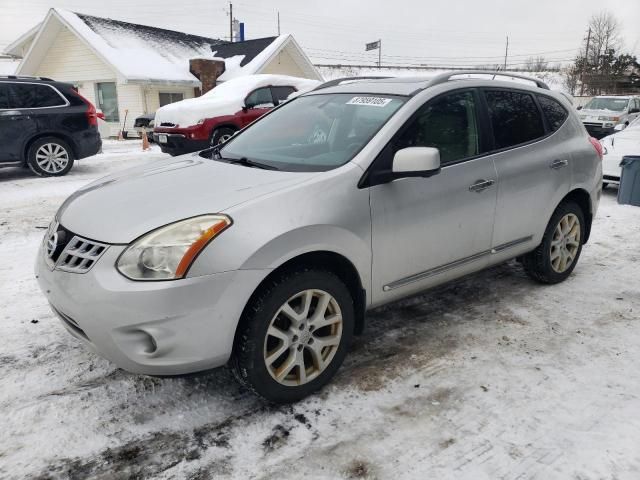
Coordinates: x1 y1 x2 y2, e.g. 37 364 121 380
576 106 583 110
369 147 441 185
393 147 441 176
629 108 640 114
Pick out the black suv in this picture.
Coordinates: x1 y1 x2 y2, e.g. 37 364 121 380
0 76 102 177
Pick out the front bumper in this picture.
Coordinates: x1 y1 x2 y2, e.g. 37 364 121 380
583 122 616 139
35 240 268 375
602 153 622 184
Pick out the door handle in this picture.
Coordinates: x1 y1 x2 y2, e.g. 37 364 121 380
550 159 568 170
469 179 495 192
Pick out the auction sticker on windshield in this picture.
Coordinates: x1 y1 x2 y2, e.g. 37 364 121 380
347 96 393 107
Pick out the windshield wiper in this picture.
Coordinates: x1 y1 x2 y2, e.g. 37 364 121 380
225 157 278 170
210 145 278 170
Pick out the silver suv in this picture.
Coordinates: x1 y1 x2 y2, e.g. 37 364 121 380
36 72 602 403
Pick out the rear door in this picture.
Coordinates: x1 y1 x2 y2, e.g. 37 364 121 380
0 82 39 162
484 89 573 263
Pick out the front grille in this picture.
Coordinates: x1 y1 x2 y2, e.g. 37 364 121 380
56 236 108 273
43 221 108 274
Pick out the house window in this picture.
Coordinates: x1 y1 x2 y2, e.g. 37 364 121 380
95 82 119 122
159 92 184 107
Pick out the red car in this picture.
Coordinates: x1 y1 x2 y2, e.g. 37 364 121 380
153 75 319 156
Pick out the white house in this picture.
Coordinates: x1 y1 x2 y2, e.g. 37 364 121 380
3 8 322 137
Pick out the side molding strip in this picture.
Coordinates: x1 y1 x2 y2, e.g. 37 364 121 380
382 235 533 292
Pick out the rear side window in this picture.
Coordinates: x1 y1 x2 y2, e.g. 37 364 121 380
8 83 66 108
485 90 545 149
537 95 568 132
0 83 10 109
271 86 296 104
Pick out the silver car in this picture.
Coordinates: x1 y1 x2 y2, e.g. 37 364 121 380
36 72 602 403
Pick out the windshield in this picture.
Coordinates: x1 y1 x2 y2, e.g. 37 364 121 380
218 93 406 172
583 97 629 112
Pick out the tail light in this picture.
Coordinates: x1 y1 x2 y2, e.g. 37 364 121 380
588 137 603 160
73 90 99 127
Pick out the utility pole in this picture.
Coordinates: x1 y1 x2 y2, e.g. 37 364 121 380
229 3 233 42
277 11 281 35
580 27 592 95
503 35 509 70
378 39 382 68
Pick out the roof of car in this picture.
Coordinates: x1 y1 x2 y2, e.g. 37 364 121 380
0 75 74 89
307 71 553 97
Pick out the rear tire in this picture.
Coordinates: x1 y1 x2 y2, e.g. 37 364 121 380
27 137 74 177
522 201 585 284
230 268 354 403
210 127 236 146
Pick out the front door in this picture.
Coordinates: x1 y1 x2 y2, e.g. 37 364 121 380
238 87 275 127
369 89 498 305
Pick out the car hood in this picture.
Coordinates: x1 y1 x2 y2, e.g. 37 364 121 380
602 128 640 155
579 108 625 117
57 154 316 243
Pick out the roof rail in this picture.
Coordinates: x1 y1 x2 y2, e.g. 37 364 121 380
0 75 54 81
312 76 391 91
425 70 550 90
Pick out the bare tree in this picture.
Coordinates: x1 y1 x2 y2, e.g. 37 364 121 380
584 11 622 68
525 56 549 72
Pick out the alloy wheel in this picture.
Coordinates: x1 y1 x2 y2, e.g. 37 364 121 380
263 289 343 386
36 143 70 174
550 213 581 273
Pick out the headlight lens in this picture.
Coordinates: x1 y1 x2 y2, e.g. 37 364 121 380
197 118 206 125
116 214 231 280
598 116 620 122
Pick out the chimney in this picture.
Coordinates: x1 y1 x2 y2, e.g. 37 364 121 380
189 58 226 96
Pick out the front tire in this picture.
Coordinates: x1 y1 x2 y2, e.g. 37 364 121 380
27 137 74 177
231 268 354 403
210 127 236 146
523 201 585 284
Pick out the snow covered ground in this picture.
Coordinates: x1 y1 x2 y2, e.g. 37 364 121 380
1 140 639 479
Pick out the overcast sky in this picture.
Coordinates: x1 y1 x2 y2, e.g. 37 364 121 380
1 0 639 68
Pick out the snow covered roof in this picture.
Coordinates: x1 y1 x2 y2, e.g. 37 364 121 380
0 58 20 75
11 8 322 85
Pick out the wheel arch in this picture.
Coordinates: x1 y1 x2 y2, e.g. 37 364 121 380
235 250 367 350
23 132 77 165
560 188 593 243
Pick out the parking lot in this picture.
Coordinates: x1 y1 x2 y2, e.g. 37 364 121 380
0 140 638 479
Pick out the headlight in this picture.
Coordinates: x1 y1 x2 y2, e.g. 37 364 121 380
579 115 587 120
598 116 620 122
116 215 232 281
600 142 608 155
197 118 206 125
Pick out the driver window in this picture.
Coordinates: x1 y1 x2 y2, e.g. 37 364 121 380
395 91 480 165
246 87 274 108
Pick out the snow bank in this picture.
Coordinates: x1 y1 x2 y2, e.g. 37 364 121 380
154 74 319 128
